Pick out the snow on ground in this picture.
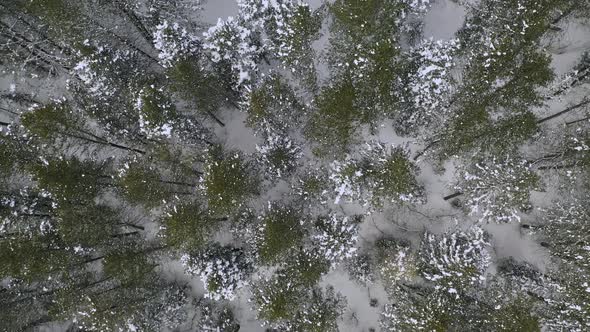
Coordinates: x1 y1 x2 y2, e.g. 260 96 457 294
423 0 466 40
200 0 240 24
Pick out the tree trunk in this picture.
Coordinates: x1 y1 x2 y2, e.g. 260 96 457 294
413 139 441 161
536 163 576 171
553 63 590 97
114 1 153 46
537 98 590 124
160 179 199 187
566 116 590 126
443 192 463 201
0 106 19 116
77 255 105 266
84 15 164 69
20 315 51 331
118 222 144 230
111 231 139 238
206 110 226 127
65 131 145 154
0 22 71 71
551 6 575 26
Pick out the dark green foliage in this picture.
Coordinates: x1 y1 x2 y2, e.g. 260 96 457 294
119 163 170 208
137 85 178 127
31 157 108 203
254 276 305 323
482 297 541 331
432 0 558 160
0 234 70 282
438 110 539 158
203 145 259 215
283 249 330 287
0 137 18 175
257 206 305 265
290 287 345 332
362 146 423 205
56 203 121 248
168 59 228 115
253 270 345 330
266 3 322 88
293 169 329 203
161 202 222 252
328 0 406 121
306 78 358 156
24 0 83 39
245 75 304 129
330 0 406 37
103 249 155 287
21 103 76 140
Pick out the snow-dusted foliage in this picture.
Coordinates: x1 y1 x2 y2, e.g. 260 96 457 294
397 38 458 134
289 286 345 332
419 227 491 295
405 0 432 14
345 253 375 285
541 199 590 267
329 156 363 205
3 0 590 330
203 0 319 88
203 16 261 87
72 40 131 99
329 142 423 207
153 20 200 68
534 198 590 330
252 204 305 264
252 272 344 332
360 141 424 206
251 272 303 328
0 189 55 236
181 245 251 301
131 285 188 331
380 290 453 332
245 74 299 119
455 156 541 223
134 86 175 139
199 146 259 216
375 238 417 293
256 124 302 179
197 301 240 332
312 214 359 264
291 168 329 204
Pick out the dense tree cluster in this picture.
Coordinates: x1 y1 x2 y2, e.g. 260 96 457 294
1 0 590 330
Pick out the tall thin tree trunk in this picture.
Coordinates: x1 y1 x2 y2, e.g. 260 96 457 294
536 163 576 171
118 222 145 230
111 231 139 238
115 1 153 46
537 98 590 124
159 179 199 187
413 139 441 161
65 131 146 154
566 116 590 126
0 106 19 115
551 6 575 26
443 192 463 201
206 110 226 127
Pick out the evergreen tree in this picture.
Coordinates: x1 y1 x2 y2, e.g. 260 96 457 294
201 145 259 216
